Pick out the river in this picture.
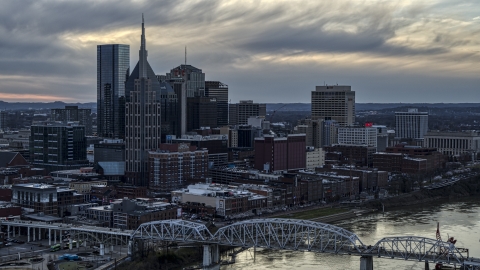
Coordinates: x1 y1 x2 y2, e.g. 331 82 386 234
221 199 480 270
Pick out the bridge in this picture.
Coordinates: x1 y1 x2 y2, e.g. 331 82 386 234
2 218 480 270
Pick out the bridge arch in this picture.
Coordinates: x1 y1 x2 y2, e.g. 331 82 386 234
213 218 365 254
368 236 466 264
132 220 213 242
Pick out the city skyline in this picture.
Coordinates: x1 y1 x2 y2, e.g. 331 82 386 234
0 0 479 103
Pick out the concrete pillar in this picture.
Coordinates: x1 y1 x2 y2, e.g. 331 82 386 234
38 228 41 240
76 241 79 249
360 255 373 270
100 244 105 256
7 225 10 238
110 246 114 254
127 240 133 256
54 230 56 244
33 228 36 241
212 244 219 264
203 245 212 267
69 239 72 250
425 260 430 270
27 227 30 242
49 229 51 246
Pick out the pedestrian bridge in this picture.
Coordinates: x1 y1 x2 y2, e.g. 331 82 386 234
2 218 479 270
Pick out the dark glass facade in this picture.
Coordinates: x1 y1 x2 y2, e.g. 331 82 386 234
205 81 229 127
30 124 88 171
97 44 130 139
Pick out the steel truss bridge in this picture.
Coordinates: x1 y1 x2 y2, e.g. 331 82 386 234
2 218 480 269
132 218 480 269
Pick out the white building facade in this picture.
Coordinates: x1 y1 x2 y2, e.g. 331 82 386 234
337 127 377 148
424 131 480 158
395 108 428 139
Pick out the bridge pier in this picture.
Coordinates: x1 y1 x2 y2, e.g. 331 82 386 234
128 240 133 256
203 244 220 268
360 255 373 270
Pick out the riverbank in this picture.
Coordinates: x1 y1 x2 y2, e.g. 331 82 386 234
363 174 480 210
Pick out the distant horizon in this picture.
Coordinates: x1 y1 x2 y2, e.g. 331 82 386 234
1 100 480 104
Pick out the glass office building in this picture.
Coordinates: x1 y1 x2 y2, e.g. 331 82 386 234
97 44 130 139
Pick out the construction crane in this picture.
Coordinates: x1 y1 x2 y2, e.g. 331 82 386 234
269 104 288 122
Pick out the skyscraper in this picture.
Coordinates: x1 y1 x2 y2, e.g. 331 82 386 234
159 80 179 142
395 108 428 139
124 16 162 186
97 44 130 139
205 81 229 127
165 65 205 135
186 96 217 131
311 85 355 126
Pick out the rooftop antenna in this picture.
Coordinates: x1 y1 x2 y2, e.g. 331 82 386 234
185 46 187 66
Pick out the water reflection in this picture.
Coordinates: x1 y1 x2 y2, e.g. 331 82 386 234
222 199 480 270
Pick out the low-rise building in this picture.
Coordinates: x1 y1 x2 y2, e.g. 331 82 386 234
424 130 480 159
172 183 267 217
11 184 58 216
111 198 179 230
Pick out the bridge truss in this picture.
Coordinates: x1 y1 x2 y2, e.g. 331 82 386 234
213 218 365 254
132 219 212 242
367 236 467 264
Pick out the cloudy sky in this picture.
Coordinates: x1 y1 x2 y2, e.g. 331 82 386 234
1 0 479 103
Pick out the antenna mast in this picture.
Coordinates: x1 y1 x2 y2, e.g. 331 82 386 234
185 46 187 66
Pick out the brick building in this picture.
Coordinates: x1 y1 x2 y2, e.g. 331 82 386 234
254 134 306 172
324 145 376 167
148 143 208 193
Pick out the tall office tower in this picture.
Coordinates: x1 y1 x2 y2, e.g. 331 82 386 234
165 65 205 135
229 100 266 125
395 108 428 139
205 81 229 127
158 80 179 142
97 44 130 139
167 65 205 97
186 96 218 131
124 16 162 186
51 106 93 135
311 85 355 126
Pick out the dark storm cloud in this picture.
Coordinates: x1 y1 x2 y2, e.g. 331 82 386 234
0 0 478 102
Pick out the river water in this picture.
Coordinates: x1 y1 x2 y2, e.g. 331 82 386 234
221 199 480 270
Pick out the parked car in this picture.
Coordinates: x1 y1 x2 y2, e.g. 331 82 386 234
5 243 12 246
